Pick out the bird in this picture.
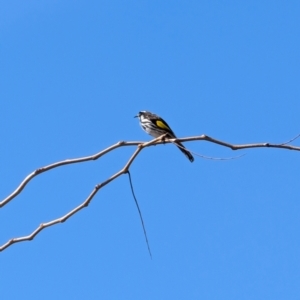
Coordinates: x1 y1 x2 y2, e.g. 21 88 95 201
135 111 194 162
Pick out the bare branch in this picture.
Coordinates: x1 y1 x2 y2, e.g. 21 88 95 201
0 186 100 251
0 136 163 252
0 134 300 208
1 133 299 252
1 134 300 209
173 135 300 151
0 141 141 208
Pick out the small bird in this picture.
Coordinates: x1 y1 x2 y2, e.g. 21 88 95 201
135 111 194 162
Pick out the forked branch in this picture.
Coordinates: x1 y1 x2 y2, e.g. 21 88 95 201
0 133 299 252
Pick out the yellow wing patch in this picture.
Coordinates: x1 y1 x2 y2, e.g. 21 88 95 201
156 120 170 130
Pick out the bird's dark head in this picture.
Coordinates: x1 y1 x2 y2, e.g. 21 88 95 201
134 111 148 118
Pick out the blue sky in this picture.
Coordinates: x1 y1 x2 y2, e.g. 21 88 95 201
1 1 300 299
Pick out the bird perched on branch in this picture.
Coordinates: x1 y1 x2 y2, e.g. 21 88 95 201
135 111 194 162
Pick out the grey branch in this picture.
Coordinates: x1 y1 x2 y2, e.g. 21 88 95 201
0 133 299 252
2 134 300 208
0 136 162 252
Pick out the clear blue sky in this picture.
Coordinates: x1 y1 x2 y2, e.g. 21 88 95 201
1 1 299 299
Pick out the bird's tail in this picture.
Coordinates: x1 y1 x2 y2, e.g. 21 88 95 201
175 142 194 162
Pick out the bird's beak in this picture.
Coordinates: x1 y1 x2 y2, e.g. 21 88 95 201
134 115 138 118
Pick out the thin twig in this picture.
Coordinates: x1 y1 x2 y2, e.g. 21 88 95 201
127 171 152 258
192 152 246 161
280 133 300 145
170 141 245 161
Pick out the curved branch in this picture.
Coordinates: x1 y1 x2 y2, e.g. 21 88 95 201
0 187 100 251
177 135 300 151
1 134 299 209
0 137 162 252
0 141 140 208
